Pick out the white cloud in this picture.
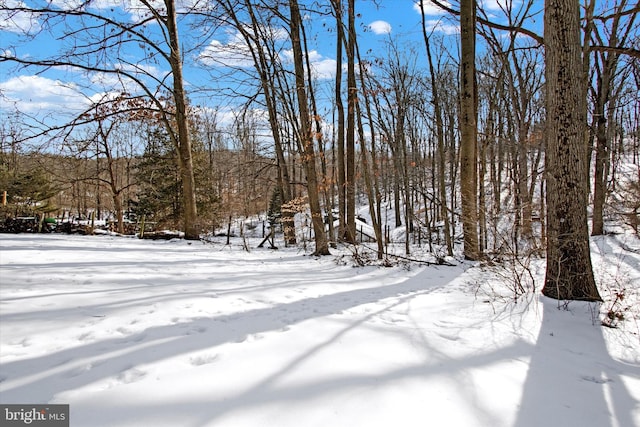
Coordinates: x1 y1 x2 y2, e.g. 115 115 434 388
200 28 336 81
369 20 392 35
198 26 287 68
413 0 451 16
47 0 86 10
281 49 336 81
198 39 256 68
0 0 41 34
48 0 166 23
310 57 337 80
423 19 459 35
0 75 93 114
479 0 519 12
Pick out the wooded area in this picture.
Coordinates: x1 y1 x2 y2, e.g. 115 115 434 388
1 0 639 301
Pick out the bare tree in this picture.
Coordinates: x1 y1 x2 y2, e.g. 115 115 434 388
419 5 454 257
1 0 200 238
210 0 300 245
589 0 639 235
81 101 140 233
460 0 481 260
288 0 330 255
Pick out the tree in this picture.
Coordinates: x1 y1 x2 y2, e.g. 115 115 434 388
330 0 348 242
420 5 454 257
212 0 298 245
460 0 481 260
74 99 142 233
163 0 199 239
1 0 200 238
134 125 182 227
542 0 602 301
589 0 639 235
288 0 330 256
344 0 357 244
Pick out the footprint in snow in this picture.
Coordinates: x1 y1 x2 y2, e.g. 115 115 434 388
187 326 207 335
11 338 32 347
190 354 219 366
116 367 147 384
77 332 94 342
235 333 263 343
581 375 613 384
65 362 96 378
436 331 460 341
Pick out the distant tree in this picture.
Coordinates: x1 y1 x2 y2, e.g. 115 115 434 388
589 0 639 235
0 120 58 217
75 100 141 233
0 166 58 216
134 126 182 227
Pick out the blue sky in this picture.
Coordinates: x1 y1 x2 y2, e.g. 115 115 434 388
0 0 541 135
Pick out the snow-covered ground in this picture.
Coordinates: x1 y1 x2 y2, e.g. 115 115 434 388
0 233 638 427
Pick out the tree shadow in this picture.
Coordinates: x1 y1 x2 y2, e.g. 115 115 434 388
60 292 537 427
0 264 463 404
513 297 639 427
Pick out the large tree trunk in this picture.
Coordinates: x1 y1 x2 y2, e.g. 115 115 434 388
166 0 198 240
460 0 480 260
542 0 601 301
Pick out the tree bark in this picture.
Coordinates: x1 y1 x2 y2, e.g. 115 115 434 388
330 0 347 242
460 0 481 260
345 0 357 243
542 0 601 301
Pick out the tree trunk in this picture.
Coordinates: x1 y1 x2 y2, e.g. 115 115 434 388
355 40 385 258
166 0 198 239
289 0 330 256
345 0 357 243
460 0 480 260
331 0 347 242
420 9 453 256
591 0 631 235
542 0 601 301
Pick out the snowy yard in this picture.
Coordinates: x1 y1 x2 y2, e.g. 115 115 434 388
0 233 639 427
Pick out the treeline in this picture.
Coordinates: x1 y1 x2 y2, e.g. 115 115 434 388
1 0 639 300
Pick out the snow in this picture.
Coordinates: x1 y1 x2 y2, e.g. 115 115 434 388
0 233 639 427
